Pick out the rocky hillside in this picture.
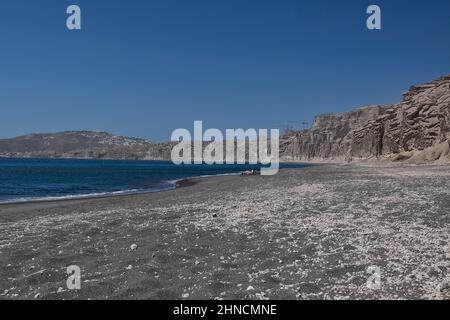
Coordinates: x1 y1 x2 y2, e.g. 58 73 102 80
281 74 450 163
0 131 172 160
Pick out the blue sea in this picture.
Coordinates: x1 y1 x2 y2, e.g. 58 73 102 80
0 158 306 204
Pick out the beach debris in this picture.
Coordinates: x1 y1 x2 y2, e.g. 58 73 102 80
24 269 47 279
241 170 259 176
130 244 138 251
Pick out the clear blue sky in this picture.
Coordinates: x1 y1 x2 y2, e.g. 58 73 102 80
1 0 450 141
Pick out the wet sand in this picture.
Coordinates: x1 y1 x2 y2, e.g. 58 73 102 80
0 163 449 300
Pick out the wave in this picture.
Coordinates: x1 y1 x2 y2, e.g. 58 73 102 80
167 172 241 184
0 186 174 205
0 172 242 205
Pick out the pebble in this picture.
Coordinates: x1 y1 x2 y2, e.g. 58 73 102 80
182 293 189 299
57 287 64 293
246 286 255 291
439 282 450 292
126 265 133 270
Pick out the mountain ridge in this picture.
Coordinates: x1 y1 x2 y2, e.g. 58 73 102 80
0 130 172 160
1 74 450 163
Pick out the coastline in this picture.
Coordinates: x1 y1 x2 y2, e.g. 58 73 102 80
0 177 199 207
0 176 202 211
0 157 309 206
0 161 309 206
1 163 449 300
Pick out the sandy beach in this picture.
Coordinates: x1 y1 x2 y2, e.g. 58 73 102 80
0 163 449 300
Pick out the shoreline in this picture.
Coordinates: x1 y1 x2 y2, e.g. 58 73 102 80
0 171 252 213
0 173 241 207
0 162 311 206
0 177 201 208
0 158 310 206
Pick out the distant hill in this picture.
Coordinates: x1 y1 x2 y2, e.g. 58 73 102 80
0 131 172 160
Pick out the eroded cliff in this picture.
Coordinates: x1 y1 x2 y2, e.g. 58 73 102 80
281 75 450 163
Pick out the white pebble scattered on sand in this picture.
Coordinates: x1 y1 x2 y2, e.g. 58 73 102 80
126 265 133 270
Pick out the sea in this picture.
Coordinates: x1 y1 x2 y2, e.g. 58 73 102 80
0 158 307 204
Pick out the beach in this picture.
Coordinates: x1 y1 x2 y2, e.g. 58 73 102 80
0 163 449 300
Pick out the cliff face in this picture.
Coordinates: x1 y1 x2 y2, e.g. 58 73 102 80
352 76 450 159
281 75 450 163
281 105 388 160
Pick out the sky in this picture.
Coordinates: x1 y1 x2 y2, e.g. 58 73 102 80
1 0 450 142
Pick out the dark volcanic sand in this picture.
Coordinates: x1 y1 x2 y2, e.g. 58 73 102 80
0 164 449 300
